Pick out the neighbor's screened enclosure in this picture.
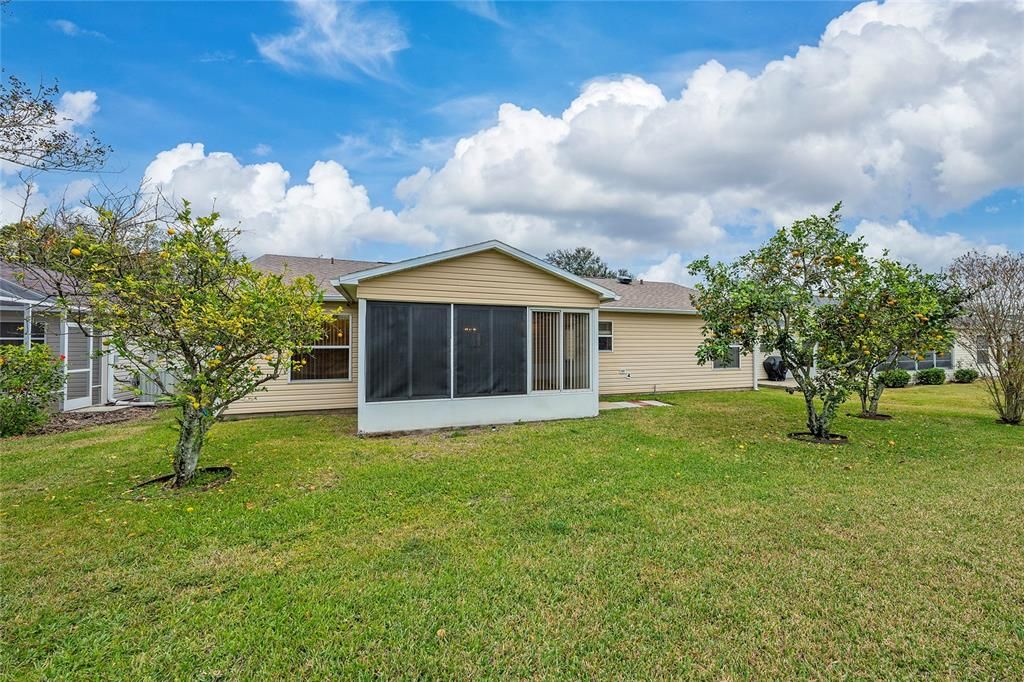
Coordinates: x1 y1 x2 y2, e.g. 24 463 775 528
366 302 450 401
455 305 527 397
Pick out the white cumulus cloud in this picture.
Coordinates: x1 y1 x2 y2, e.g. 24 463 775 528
852 219 1008 271
387 0 1022 269
254 0 408 80
142 143 436 257
56 91 100 131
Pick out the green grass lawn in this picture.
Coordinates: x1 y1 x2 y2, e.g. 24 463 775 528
2 384 1022 679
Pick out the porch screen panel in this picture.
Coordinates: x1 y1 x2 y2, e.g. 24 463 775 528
66 326 90 371
563 312 591 390
410 303 451 399
66 372 89 400
366 302 450 402
531 311 560 391
455 305 526 397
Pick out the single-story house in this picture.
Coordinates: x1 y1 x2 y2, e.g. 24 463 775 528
2 243 981 425
1 263 118 410
225 240 761 433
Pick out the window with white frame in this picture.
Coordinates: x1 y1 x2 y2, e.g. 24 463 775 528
896 348 953 371
598 320 613 352
975 337 990 366
713 345 741 369
0 311 44 346
291 315 351 381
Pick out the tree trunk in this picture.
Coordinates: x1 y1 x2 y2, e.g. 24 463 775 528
858 380 870 415
867 378 886 416
172 405 213 487
803 390 837 439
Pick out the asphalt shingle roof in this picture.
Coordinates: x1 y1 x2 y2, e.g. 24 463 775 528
249 254 697 312
250 254 382 294
588 277 698 312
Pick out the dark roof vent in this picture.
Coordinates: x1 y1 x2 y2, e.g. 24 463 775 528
617 274 633 285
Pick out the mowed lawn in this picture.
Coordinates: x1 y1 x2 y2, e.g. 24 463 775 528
2 385 1022 679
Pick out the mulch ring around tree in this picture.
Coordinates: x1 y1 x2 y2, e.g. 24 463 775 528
787 432 850 445
848 412 894 421
123 466 234 501
31 406 159 435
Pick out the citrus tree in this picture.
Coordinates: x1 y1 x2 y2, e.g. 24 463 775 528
848 259 965 417
1 202 329 486
689 203 871 440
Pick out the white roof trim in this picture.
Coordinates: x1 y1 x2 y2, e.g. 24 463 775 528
599 306 700 315
331 240 620 301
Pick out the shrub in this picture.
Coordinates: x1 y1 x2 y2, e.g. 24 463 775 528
953 368 980 384
878 368 911 388
915 367 947 385
0 343 66 437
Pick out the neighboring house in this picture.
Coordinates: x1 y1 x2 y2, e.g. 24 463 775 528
224 240 763 433
0 262 150 410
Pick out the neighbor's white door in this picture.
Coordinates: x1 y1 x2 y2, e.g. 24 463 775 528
63 321 93 411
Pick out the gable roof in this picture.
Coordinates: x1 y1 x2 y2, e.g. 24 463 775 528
332 240 620 302
250 254 382 299
588 277 698 313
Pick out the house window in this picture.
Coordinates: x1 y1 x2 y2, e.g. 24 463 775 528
291 315 350 381
897 348 953 371
531 310 592 391
934 348 953 369
976 336 990 365
365 302 450 401
714 345 741 369
598 320 613 352
0 316 45 346
455 305 527 397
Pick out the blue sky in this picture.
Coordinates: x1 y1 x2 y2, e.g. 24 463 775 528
3 1 1022 278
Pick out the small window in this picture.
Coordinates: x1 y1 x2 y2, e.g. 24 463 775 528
713 345 741 369
598 320 613 352
0 318 45 346
291 315 351 381
976 336 990 365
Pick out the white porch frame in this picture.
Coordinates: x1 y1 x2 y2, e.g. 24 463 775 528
356 300 600 433
62 318 93 411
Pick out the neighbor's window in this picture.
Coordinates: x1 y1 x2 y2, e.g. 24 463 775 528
897 349 953 371
365 302 450 401
291 315 350 381
598 320 613 352
455 305 527 398
713 345 741 369
0 315 45 347
976 336 990 365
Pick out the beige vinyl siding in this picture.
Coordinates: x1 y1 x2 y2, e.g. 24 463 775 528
597 311 753 394
222 302 358 415
357 249 601 308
